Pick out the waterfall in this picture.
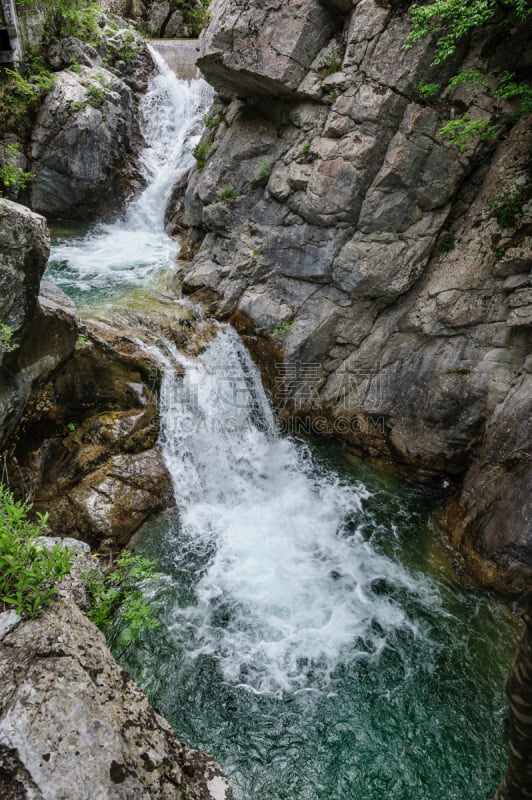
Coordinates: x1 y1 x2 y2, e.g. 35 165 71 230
153 327 437 696
47 47 213 297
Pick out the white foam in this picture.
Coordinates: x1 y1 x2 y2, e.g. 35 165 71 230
157 328 438 695
48 48 213 294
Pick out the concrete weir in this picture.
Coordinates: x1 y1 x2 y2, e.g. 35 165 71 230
148 38 200 80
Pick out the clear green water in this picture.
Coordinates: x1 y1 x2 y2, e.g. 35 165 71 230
115 442 519 800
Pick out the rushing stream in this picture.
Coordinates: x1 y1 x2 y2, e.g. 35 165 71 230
43 45 520 800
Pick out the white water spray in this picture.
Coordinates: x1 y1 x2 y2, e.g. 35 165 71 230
156 328 438 696
48 48 213 294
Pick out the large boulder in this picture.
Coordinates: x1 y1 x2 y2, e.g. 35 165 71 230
31 65 140 219
0 543 231 800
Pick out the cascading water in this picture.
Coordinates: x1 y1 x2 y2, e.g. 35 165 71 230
118 329 519 799
45 48 213 299
153 328 438 695
41 41 520 800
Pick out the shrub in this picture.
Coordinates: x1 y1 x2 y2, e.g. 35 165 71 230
0 143 33 196
192 140 213 170
405 0 532 66
219 185 237 200
19 0 102 45
318 43 344 75
418 82 441 99
439 115 498 153
82 551 160 652
435 233 456 253
251 159 273 183
0 61 55 132
488 183 532 228
448 69 490 91
0 484 72 617
272 320 294 336
0 321 19 352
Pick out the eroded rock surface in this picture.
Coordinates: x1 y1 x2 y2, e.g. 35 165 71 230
0 201 78 448
179 0 532 590
0 541 231 800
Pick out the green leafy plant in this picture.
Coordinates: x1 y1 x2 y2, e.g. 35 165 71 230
493 71 532 120
0 484 72 617
439 115 498 153
219 185 237 200
85 83 106 107
301 139 312 155
202 113 221 129
251 247 260 257
82 551 160 652
418 82 441 99
251 159 273 183
76 335 88 346
327 90 338 103
0 322 19 352
20 0 102 45
487 182 532 228
113 30 139 63
405 0 532 66
272 320 294 336
0 143 33 196
318 43 344 75
448 69 490 91
66 422 76 432
435 233 456 253
192 140 213 171
0 61 55 131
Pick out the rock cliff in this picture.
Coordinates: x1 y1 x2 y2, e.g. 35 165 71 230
176 0 532 592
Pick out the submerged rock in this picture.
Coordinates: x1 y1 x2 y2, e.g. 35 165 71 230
0 541 231 800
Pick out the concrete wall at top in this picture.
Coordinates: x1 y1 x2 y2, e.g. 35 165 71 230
149 39 200 80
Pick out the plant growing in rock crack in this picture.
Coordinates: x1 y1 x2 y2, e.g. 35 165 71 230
405 0 532 66
418 82 441 99
0 322 19 352
0 484 72 617
487 182 532 228
192 140 213 171
82 551 160 653
439 116 498 153
435 233 456 253
0 143 33 196
318 43 344 76
272 320 294 336
251 159 273 183
219 185 237 200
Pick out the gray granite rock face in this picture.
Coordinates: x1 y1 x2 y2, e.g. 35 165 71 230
0 201 78 448
0 542 231 800
179 0 532 591
31 66 137 219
